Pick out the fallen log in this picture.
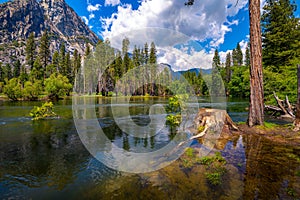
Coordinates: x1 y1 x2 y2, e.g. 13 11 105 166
265 92 295 120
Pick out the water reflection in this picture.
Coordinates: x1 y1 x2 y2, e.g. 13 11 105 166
0 98 299 199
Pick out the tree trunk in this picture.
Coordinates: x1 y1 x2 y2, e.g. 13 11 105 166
248 0 264 127
294 64 300 131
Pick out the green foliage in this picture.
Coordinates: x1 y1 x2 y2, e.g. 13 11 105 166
200 152 227 186
228 65 250 98
29 102 58 120
185 147 195 158
262 0 299 67
23 80 43 100
264 64 297 104
44 73 72 100
166 114 182 127
3 78 22 101
39 30 50 69
25 32 36 69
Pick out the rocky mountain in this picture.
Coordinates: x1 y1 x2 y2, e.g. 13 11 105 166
0 0 99 65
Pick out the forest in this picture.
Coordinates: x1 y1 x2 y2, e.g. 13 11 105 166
0 0 299 105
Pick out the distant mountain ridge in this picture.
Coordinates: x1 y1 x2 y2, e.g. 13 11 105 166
0 0 99 65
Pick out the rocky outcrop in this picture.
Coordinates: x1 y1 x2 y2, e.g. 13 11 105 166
0 0 99 65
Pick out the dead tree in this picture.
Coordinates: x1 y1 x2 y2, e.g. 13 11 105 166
265 92 295 120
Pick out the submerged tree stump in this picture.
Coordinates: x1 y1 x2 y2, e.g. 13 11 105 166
189 108 238 140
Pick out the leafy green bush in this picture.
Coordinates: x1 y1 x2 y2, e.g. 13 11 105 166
23 80 43 100
44 73 72 100
29 102 58 120
3 78 22 101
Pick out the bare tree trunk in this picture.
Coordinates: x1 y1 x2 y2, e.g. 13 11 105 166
248 0 264 127
294 64 300 131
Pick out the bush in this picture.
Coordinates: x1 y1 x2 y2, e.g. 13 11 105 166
29 102 58 120
3 78 22 101
44 73 72 100
23 80 43 100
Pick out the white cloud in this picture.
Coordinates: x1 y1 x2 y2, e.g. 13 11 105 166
81 16 89 25
105 0 120 7
87 4 101 12
89 13 95 20
101 0 248 45
100 0 251 70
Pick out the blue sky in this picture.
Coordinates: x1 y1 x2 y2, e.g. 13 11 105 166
0 0 299 70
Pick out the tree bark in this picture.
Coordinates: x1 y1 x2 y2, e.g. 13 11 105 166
294 64 300 131
248 0 264 127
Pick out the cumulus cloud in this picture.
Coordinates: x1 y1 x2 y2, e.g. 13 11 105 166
101 0 248 43
87 3 101 12
105 0 120 7
100 0 250 70
158 47 213 70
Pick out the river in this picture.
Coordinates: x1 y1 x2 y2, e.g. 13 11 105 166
0 97 299 199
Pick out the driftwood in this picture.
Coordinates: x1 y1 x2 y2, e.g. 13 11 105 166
265 92 295 120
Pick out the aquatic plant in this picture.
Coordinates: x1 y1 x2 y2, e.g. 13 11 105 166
29 102 58 120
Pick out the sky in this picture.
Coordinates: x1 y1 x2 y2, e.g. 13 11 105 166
1 0 299 70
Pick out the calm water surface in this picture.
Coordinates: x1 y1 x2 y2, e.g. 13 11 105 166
0 97 299 199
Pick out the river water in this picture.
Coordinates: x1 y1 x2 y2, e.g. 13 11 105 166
0 97 299 199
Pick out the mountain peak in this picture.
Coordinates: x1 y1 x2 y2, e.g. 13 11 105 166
0 0 99 65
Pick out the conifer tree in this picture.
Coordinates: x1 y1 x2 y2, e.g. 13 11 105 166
59 43 66 74
13 60 21 78
39 30 50 71
245 42 250 67
262 0 299 67
225 52 232 83
25 32 36 69
4 64 12 80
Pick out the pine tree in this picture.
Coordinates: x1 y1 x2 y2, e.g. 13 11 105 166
245 42 250 67
59 43 66 74
52 51 59 72
3 64 12 80
262 0 299 67
211 49 222 96
225 52 231 83
73 49 81 77
65 52 72 80
30 56 43 81
149 42 157 64
39 30 50 71
13 60 21 78
25 32 36 69
212 49 221 69
85 42 91 58
144 43 149 64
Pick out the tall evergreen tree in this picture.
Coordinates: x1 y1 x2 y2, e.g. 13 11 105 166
149 42 157 64
225 52 232 83
212 49 221 69
3 64 12 80
144 43 149 64
85 42 91 58
39 30 50 71
52 51 59 71
245 42 251 67
59 43 66 74
211 49 222 96
25 32 36 69
262 0 299 67
13 60 21 78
